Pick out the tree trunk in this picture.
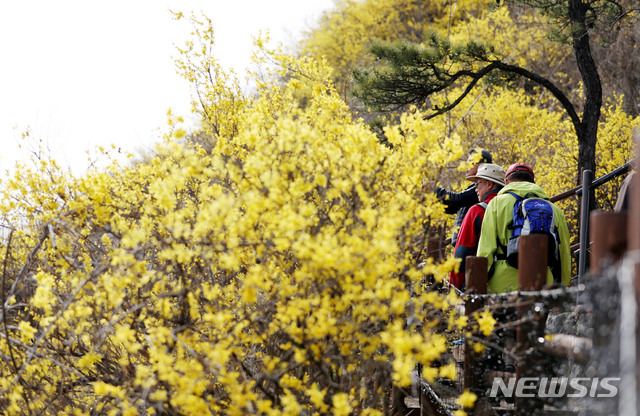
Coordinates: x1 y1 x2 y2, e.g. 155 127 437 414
569 0 602 183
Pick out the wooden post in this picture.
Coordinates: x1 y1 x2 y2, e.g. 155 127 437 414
590 211 628 274
420 386 448 416
590 210 628 365
425 226 447 291
426 225 447 262
390 385 411 416
515 235 548 415
517 234 548 291
464 256 488 395
466 256 489 295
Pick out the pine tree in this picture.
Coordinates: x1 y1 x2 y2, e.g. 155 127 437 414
353 0 640 180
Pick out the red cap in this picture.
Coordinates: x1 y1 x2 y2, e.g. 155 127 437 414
505 163 534 179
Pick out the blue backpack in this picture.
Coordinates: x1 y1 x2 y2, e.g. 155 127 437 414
504 191 562 283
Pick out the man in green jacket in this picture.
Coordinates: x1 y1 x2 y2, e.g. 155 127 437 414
477 163 571 293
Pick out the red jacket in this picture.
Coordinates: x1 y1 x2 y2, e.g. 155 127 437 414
449 190 498 290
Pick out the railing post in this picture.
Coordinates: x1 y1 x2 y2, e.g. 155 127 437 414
390 385 410 416
426 225 447 263
590 211 627 351
588 210 627 414
419 386 448 416
463 256 487 395
516 235 548 415
517 235 549 291
590 211 628 275
578 169 593 284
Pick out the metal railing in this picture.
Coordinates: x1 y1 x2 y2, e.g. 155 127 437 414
548 161 633 284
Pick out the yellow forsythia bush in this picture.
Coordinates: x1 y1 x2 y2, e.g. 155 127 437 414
0 15 486 416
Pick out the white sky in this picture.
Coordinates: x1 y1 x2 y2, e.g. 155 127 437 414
0 1 334 176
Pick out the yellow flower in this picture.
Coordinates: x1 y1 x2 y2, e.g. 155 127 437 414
473 342 486 354
475 309 497 336
332 393 352 416
306 385 329 412
456 390 478 409
77 351 102 369
18 321 37 343
439 363 457 380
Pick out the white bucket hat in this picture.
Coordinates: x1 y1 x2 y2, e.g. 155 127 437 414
466 163 506 186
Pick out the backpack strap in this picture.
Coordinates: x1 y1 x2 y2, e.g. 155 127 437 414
505 191 522 201
505 192 522 232
472 201 489 237
496 192 521 256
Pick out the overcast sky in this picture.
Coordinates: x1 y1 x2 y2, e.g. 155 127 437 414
0 1 333 175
